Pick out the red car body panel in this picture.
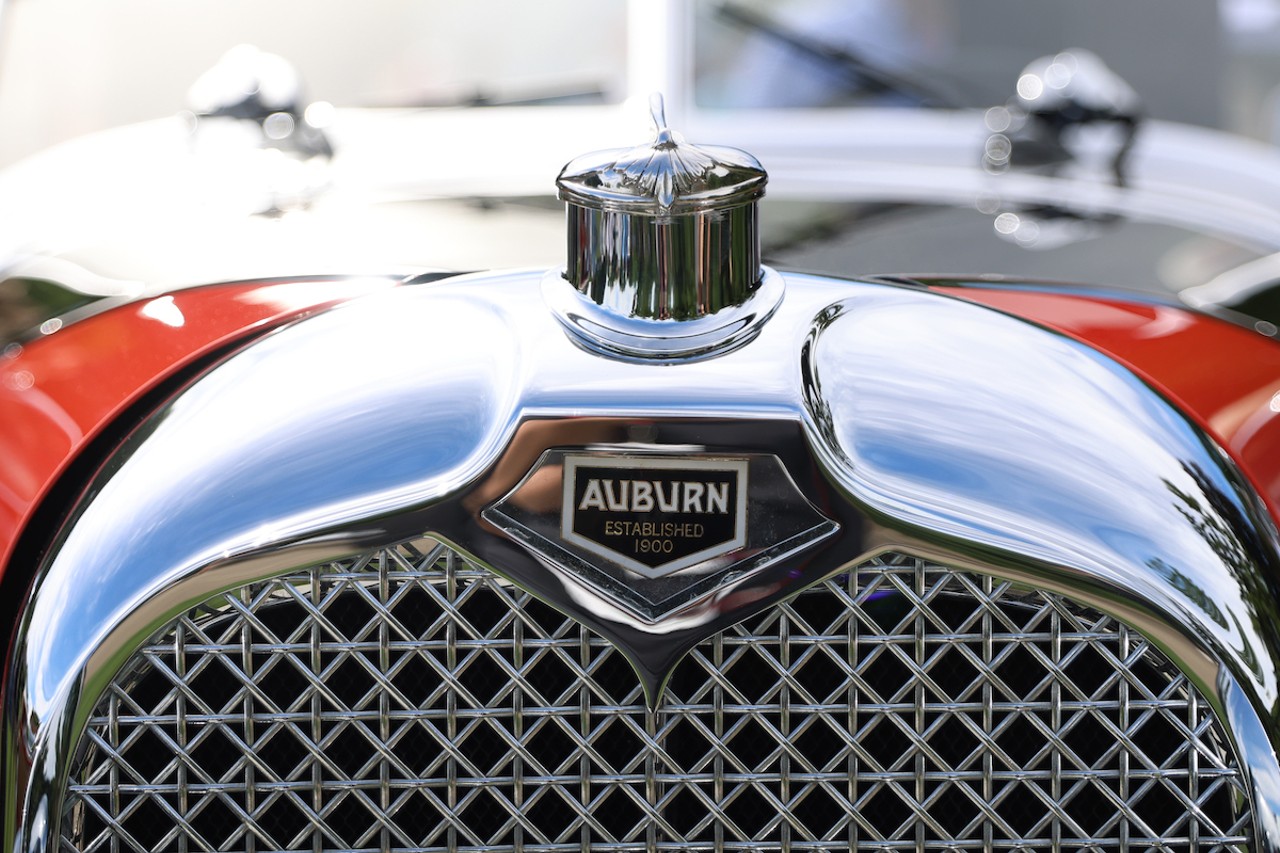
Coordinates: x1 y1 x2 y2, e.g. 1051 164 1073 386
943 285 1280 523
0 278 398 581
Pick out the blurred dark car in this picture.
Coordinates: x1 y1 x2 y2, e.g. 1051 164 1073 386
5 3 1280 851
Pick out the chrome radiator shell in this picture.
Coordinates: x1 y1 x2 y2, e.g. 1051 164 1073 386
7 271 1280 852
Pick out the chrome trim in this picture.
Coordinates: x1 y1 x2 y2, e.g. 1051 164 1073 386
7 272 1280 851
481 447 838 629
557 202 763 321
553 94 772 357
541 266 784 361
557 96 766 216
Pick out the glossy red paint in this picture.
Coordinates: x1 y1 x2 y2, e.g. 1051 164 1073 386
0 278 398 580
939 285 1280 524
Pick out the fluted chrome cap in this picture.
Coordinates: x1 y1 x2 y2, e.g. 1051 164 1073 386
559 97 766 214
546 95 780 361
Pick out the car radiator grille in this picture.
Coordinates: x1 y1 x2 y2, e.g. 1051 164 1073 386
60 539 1251 852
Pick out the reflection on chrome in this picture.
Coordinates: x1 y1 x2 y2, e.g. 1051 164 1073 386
549 94 778 360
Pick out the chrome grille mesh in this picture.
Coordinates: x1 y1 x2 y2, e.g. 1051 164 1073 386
61 539 1251 852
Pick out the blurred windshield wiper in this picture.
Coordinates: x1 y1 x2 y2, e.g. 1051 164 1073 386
464 87 608 106
383 85 610 110
714 1 954 108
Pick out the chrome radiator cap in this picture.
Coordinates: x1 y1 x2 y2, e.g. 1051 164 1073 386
547 94 781 360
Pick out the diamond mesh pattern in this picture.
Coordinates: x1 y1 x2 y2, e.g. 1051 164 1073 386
60 540 1251 852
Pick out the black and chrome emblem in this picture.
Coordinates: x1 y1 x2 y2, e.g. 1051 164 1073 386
484 449 837 623
562 455 747 577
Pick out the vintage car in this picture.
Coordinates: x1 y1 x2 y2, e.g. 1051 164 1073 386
5 2 1280 851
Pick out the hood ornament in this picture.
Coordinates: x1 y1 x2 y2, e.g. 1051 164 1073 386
543 94 784 361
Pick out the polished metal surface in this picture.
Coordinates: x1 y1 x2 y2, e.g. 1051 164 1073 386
557 95 767 216
550 94 775 358
59 541 1250 852
541 265 785 361
7 271 1280 852
985 49 1141 181
483 447 837 625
